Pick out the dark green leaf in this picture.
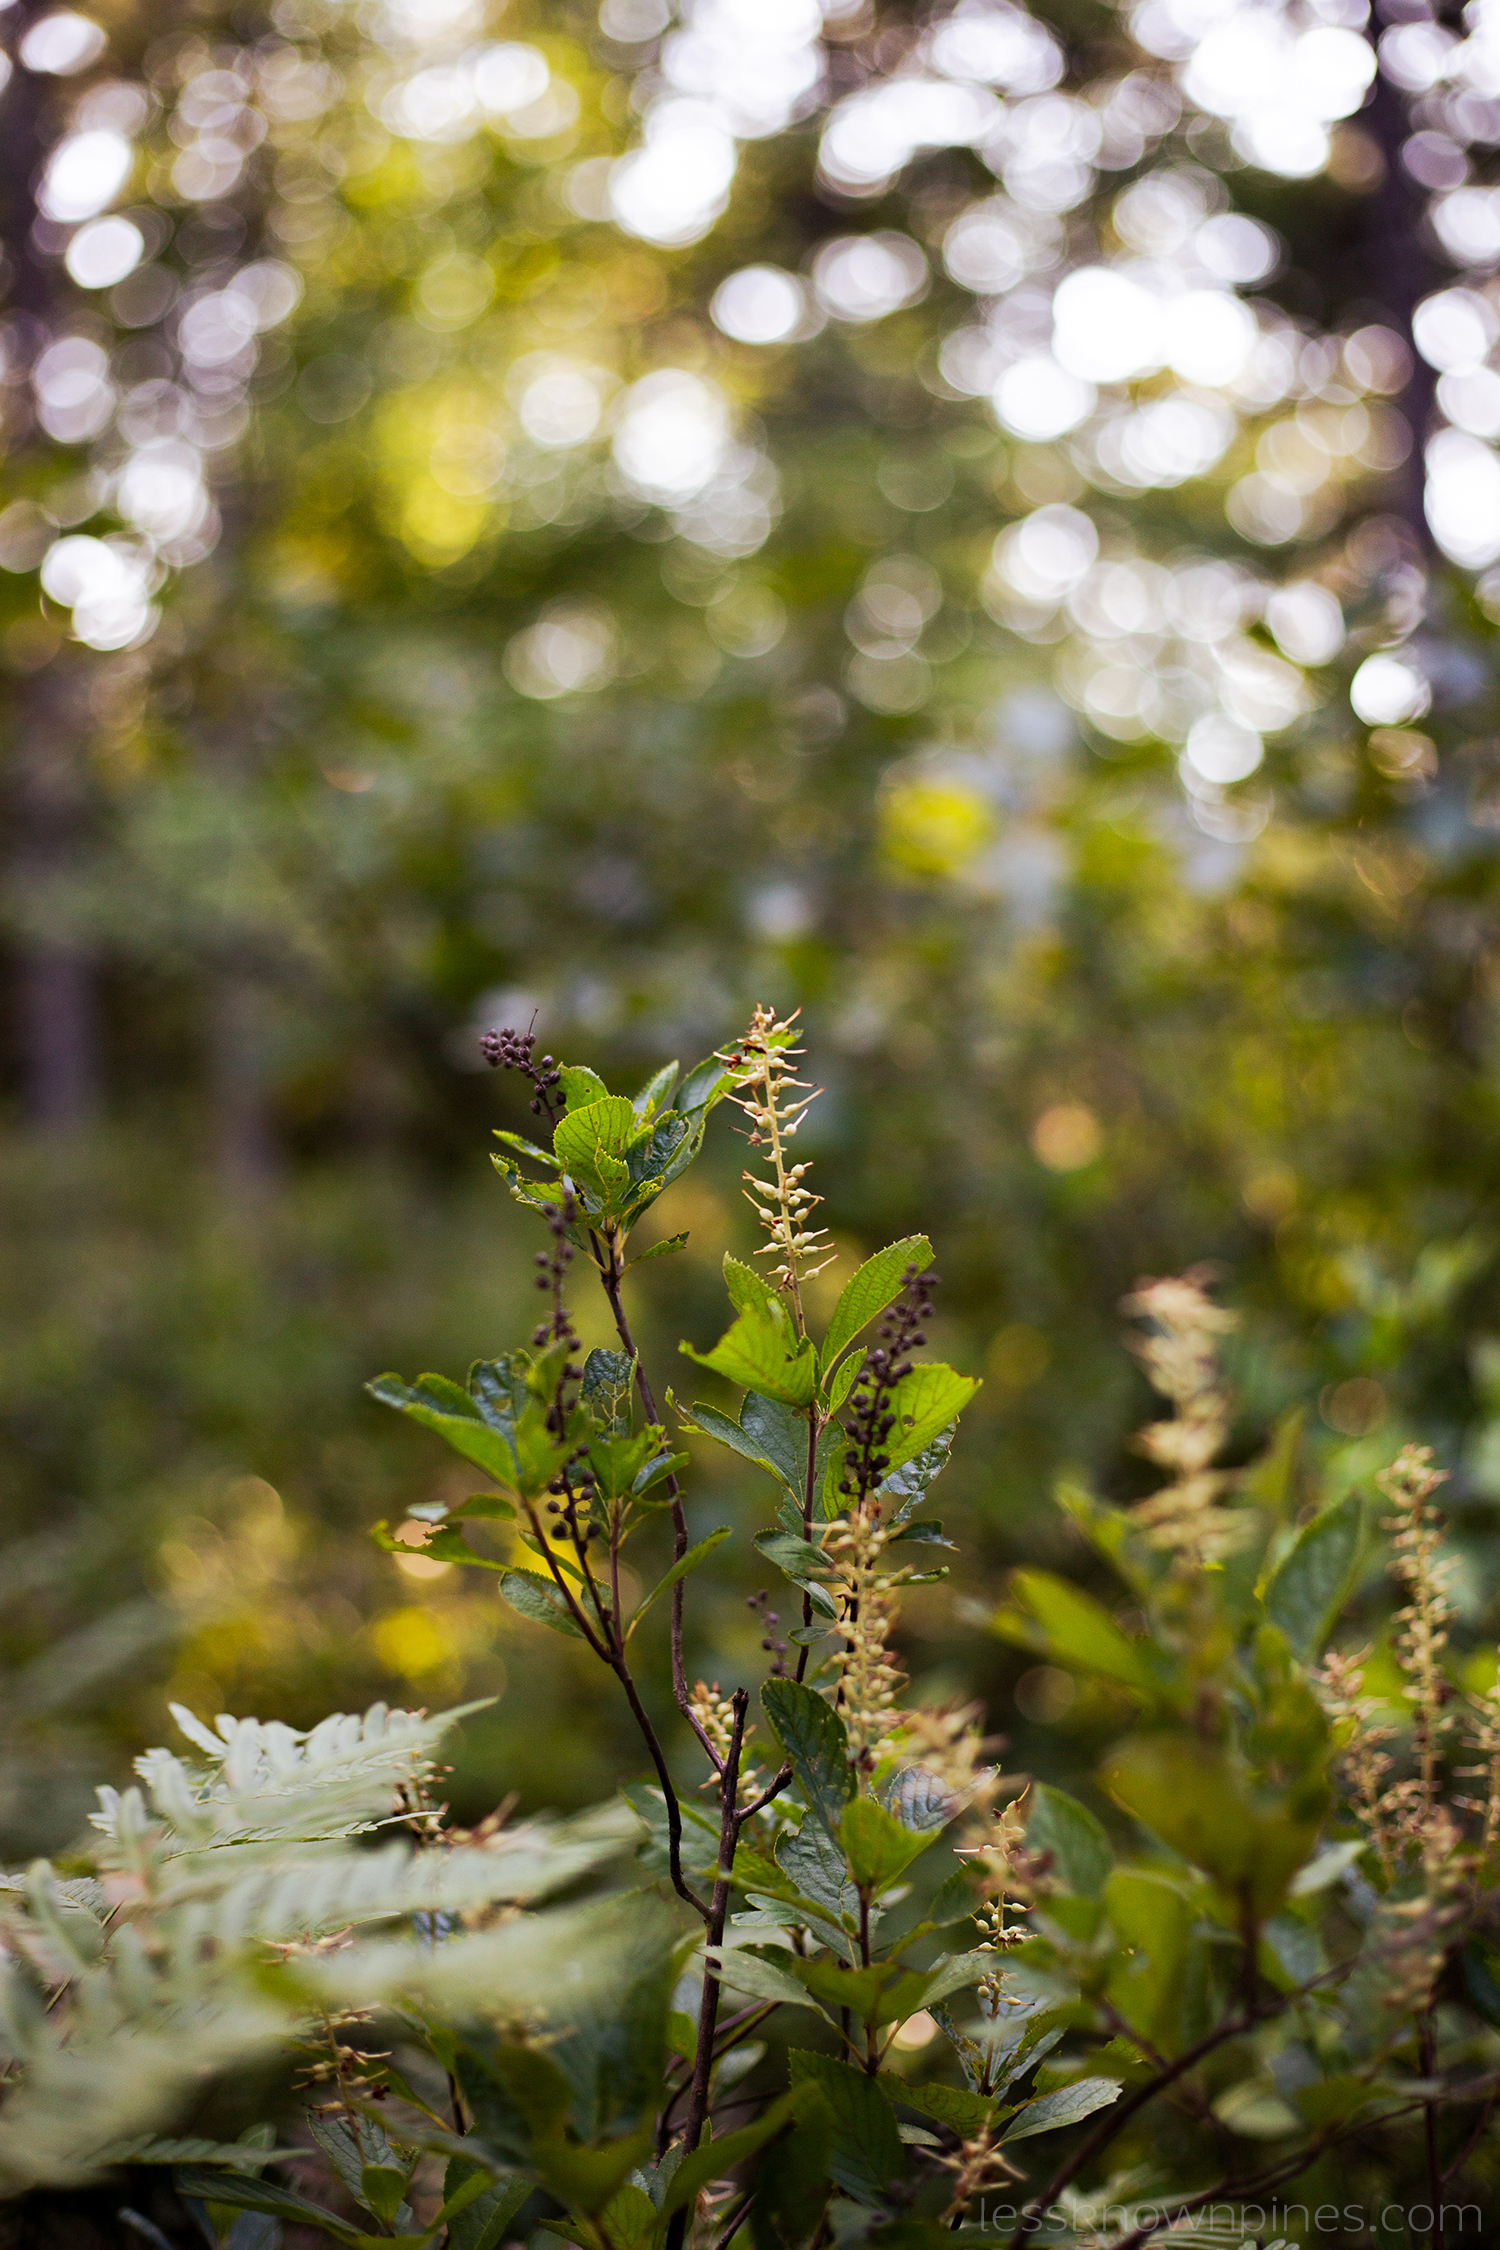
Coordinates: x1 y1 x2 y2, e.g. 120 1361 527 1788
442 2163 533 2250
174 2172 362 2247
753 1528 839 1617
499 1568 587 1639
1024 1784 1112 1899
999 2077 1120 2142
1262 1493 1363 1661
786 2053 905 2206
894 2081 1004 2140
777 1818 859 1921
762 1680 854 1834
658 2089 808 2218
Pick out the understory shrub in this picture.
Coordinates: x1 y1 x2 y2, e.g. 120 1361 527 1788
2 1010 1498 2250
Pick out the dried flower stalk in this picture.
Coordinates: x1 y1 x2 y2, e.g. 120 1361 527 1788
1122 1271 1243 1572
720 1004 833 1329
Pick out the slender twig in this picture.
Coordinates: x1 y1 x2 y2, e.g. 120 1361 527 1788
739 1763 793 1822
1421 2009 1442 2250
1005 2009 1258 2245
667 1692 750 2250
1443 2081 1498 2186
710 2187 755 2250
598 1237 723 1769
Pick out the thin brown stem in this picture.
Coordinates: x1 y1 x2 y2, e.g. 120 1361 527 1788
1004 2008 1257 2246
1421 2009 1442 2250
597 1235 723 1769
666 1691 750 2250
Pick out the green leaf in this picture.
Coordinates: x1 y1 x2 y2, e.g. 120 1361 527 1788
880 1766 959 1833
992 1571 1164 1698
531 2130 653 2216
631 1232 688 1265
753 1528 839 1617
1102 1733 1324 1914
359 2164 408 2223
442 2164 532 2250
367 1374 521 1487
582 1348 636 1433
680 1304 817 1409
657 2089 808 2220
554 1096 641 1200
839 1798 940 1893
1025 1784 1112 1899
820 1237 934 1374
631 1062 680 1120
98 2137 292 2169
895 2081 1006 2140
880 1365 979 1473
492 1129 561 1170
777 1819 859 1922
1000 2077 1120 2142
709 1943 823 2014
499 1568 587 1639
677 1055 732 1116
1262 1492 1364 1661
724 1251 782 1318
559 1065 610 1111
627 1527 731 1639
762 1680 854 1834
786 2054 905 2206
174 2171 364 2247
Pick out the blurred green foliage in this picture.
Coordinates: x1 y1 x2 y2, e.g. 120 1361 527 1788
3 0 1500 1899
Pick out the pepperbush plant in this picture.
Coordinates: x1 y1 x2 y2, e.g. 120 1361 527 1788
3 1010 1500 2250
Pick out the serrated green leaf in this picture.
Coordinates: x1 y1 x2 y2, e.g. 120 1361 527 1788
500 1568 587 1639
840 1798 940 1894
559 1065 610 1111
631 1232 688 1265
631 1062 680 1120
708 1943 822 2014
1025 1784 1112 1899
894 2081 1007 2140
880 1766 958 1833
881 1364 979 1473
753 1527 840 1617
174 2171 364 2247
999 2076 1120 2142
820 1238 934 1375
582 1348 636 1433
442 2162 532 2250
785 2053 905 2206
778 1818 859 1921
554 1095 642 1201
1262 1492 1363 1661
763 1680 854 1834
680 1305 818 1409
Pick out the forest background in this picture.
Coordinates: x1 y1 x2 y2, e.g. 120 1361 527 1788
3 0 1500 1869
